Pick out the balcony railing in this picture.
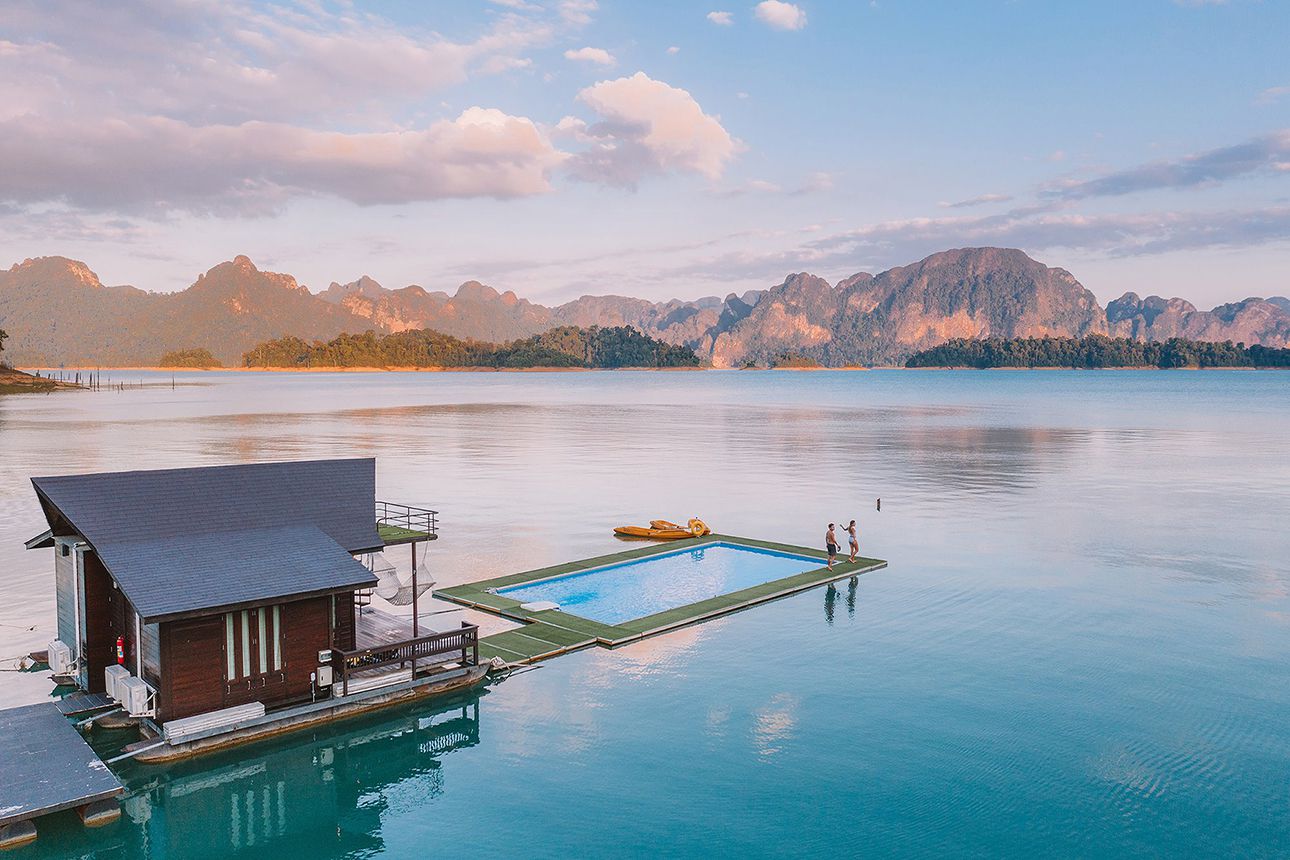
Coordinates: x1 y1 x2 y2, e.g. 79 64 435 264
376 500 439 543
332 622 478 696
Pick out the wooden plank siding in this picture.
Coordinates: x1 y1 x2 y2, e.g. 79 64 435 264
159 616 225 722
81 551 115 694
333 591 356 652
283 596 330 702
157 593 340 722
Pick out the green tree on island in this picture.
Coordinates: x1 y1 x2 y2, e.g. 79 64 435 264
904 335 1290 369
242 325 701 370
158 348 223 368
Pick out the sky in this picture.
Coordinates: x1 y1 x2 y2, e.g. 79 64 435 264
1 0 1288 307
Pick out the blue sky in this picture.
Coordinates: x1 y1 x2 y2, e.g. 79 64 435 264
1 0 1287 306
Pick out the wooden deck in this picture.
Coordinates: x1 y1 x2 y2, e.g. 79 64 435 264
354 605 418 650
343 606 477 695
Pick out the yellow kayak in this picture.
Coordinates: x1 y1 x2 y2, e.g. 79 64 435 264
614 526 694 540
615 518 711 540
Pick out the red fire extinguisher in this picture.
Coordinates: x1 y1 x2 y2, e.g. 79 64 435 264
115 635 125 666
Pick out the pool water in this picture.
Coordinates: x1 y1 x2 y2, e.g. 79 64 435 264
497 542 825 624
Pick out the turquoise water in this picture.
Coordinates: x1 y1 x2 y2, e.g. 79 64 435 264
497 542 825 624
0 369 1287 857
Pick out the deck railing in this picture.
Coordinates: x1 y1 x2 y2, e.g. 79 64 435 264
332 622 478 696
376 500 439 538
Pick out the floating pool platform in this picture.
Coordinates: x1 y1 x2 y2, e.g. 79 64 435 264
437 534 886 665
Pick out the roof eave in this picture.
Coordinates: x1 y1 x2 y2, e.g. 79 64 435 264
140 578 378 625
24 529 55 550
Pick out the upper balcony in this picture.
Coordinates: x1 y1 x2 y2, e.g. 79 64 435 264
375 501 438 547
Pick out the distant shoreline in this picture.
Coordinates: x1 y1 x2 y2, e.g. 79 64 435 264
16 364 1283 375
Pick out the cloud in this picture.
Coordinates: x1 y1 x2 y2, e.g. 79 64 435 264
1047 130 1290 199
560 72 738 186
667 46 681 55
676 204 1290 282
559 0 598 25
795 171 834 194
564 46 615 65
707 11 734 25
939 193 1014 209
0 3 556 127
1256 86 1290 105
0 109 565 214
754 1 807 30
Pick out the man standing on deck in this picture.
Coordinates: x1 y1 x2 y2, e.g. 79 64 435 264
826 523 839 570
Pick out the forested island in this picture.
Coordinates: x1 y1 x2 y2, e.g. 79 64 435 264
905 335 1290 369
159 348 224 368
242 325 701 369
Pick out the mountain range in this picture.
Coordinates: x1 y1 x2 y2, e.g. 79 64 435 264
1 248 1287 367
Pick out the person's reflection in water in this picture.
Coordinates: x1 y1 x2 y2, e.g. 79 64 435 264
847 576 858 619
824 582 837 625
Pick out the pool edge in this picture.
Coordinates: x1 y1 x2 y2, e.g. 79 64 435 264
437 534 887 662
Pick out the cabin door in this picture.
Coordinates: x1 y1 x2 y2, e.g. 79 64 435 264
223 606 287 706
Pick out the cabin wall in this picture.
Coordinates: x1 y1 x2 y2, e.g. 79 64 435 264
159 617 226 722
157 595 335 722
142 621 161 688
332 592 355 652
283 597 331 702
82 551 114 693
53 541 77 649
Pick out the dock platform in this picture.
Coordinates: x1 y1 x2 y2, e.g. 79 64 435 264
53 692 116 717
0 703 123 848
438 533 887 665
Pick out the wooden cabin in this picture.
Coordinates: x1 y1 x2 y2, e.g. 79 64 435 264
25 458 443 723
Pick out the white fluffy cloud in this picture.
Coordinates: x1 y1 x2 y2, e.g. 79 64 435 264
0 2 553 126
707 11 734 25
0 109 565 214
754 1 808 30
0 4 739 217
564 46 616 65
560 72 738 186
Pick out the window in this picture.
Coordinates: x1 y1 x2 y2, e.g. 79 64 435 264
225 614 235 680
224 605 285 680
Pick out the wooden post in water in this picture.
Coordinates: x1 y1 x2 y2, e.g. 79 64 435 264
410 540 419 679
411 541 419 636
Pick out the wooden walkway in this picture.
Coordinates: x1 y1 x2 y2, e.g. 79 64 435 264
438 534 887 666
0 703 122 844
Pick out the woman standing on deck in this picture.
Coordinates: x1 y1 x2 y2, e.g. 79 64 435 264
844 519 859 563
826 523 839 570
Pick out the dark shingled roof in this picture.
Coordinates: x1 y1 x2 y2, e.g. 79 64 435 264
31 459 382 621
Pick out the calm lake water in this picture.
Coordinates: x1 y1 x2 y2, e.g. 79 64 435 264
1 369 1287 858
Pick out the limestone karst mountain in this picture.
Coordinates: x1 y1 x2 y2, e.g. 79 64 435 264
2 249 1287 367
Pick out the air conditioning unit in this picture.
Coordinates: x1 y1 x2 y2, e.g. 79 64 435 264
316 664 334 687
104 664 131 702
118 676 151 717
48 640 73 675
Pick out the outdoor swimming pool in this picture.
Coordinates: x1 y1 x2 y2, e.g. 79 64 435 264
496 542 826 625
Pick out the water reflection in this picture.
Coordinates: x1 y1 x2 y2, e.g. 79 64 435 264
823 577 859 626
33 693 483 859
